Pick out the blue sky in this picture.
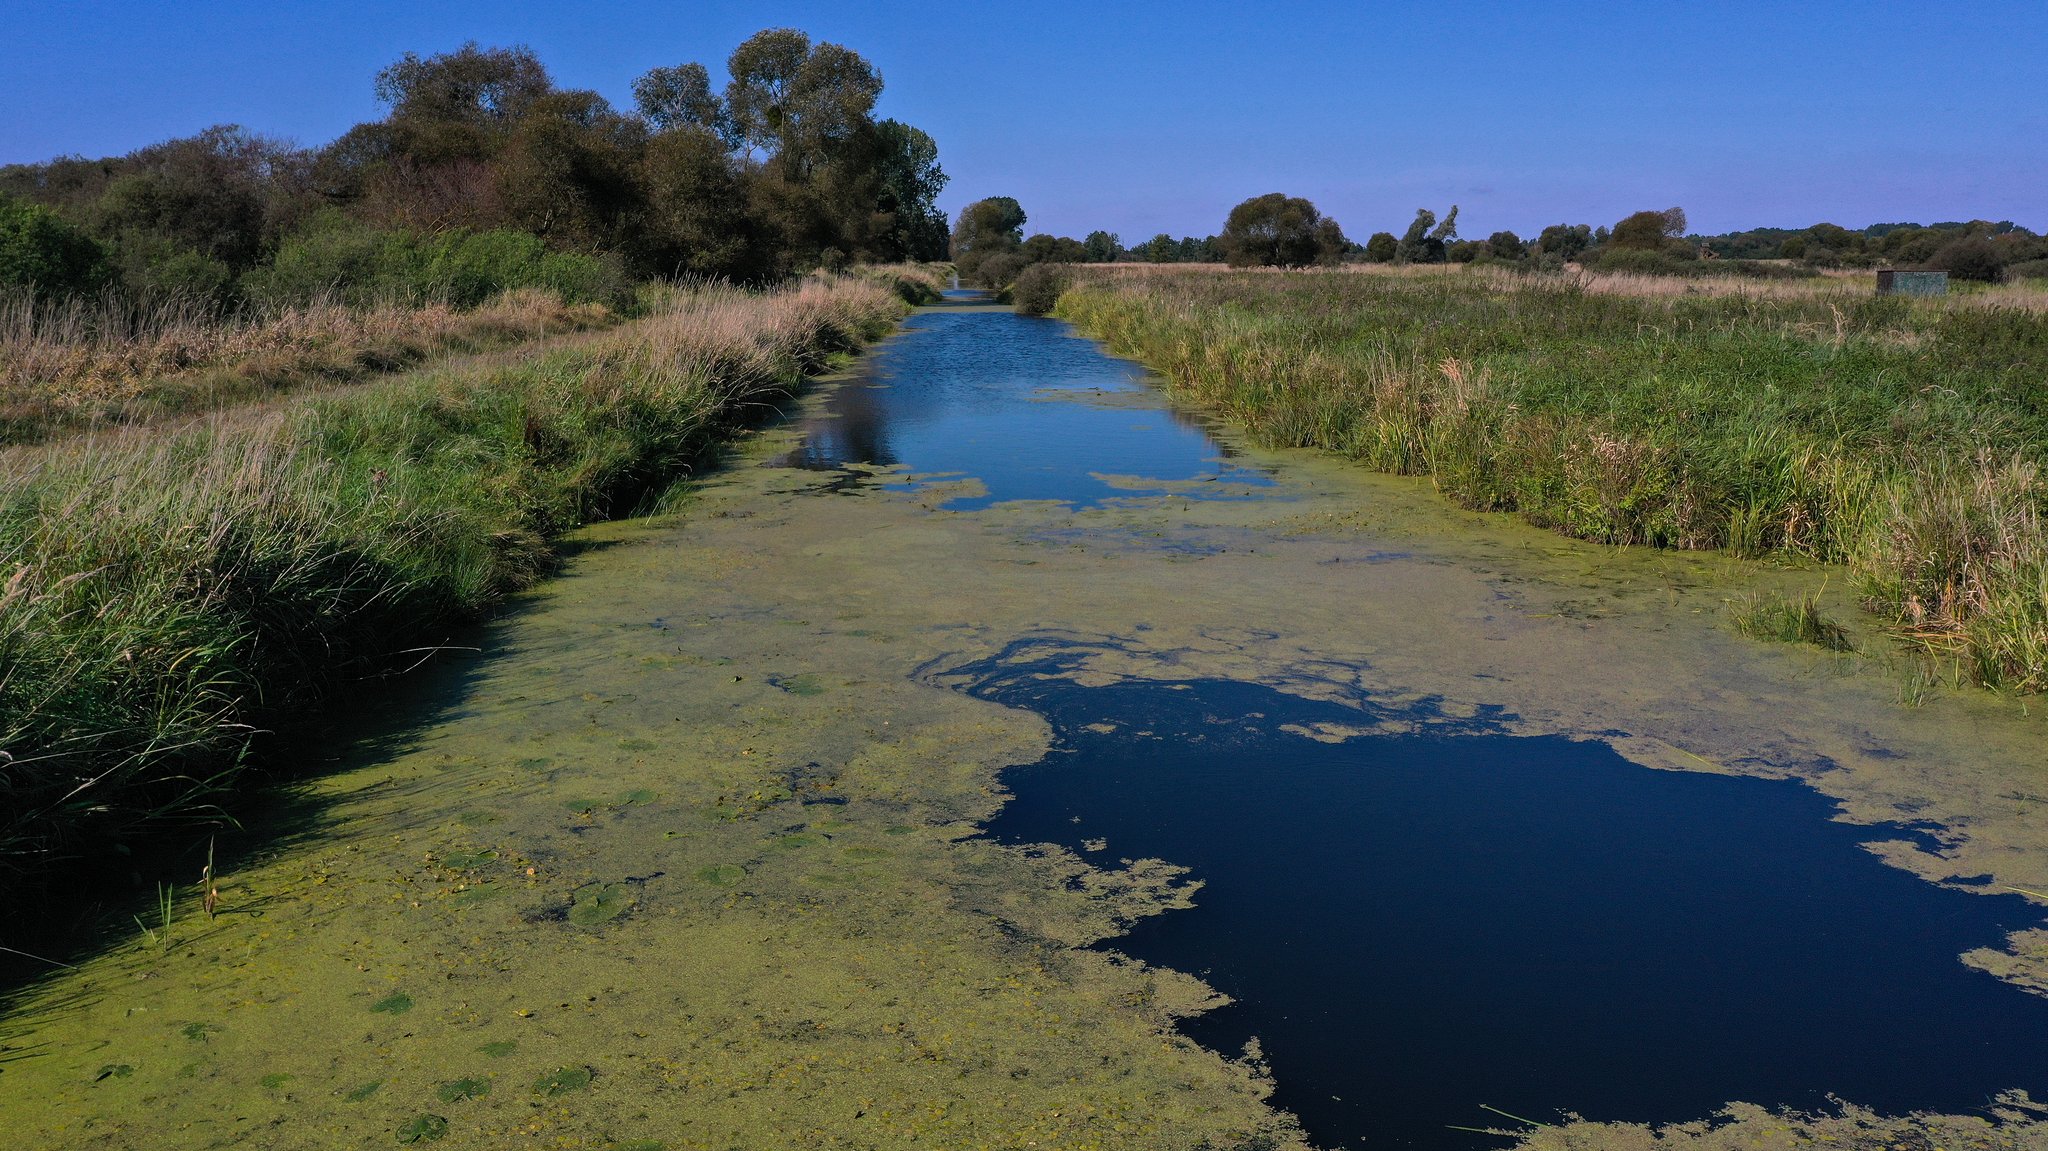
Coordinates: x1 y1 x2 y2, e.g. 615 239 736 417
5 1 2043 240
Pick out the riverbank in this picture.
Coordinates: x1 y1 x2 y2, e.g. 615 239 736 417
0 272 924 883
1054 266 2048 691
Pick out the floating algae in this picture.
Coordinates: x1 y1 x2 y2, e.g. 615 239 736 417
566 882 633 926
396 1114 447 1143
533 1066 592 1096
435 1078 489 1102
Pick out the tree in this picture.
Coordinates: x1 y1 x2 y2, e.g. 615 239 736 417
638 124 756 278
1364 232 1397 262
1535 223 1591 261
1396 207 1453 263
1486 230 1526 261
1930 235 2006 282
1218 193 1345 268
495 90 644 248
723 29 882 182
951 196 1026 284
1612 207 1687 251
873 120 948 261
1083 230 1121 263
632 63 726 137
1136 232 1179 262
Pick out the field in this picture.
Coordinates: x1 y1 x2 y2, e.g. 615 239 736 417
1056 264 2048 691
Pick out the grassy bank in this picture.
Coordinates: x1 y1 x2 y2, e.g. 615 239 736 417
0 287 631 445
1057 266 2048 690
0 273 914 879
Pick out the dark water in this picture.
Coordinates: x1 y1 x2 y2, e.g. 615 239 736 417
775 302 2048 1149
966 653 2048 1151
777 298 1270 508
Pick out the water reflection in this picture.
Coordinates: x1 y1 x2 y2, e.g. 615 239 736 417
778 306 1271 509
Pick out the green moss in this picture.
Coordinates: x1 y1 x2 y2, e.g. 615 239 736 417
370 992 414 1015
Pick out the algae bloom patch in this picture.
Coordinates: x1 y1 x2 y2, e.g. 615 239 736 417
568 881 634 925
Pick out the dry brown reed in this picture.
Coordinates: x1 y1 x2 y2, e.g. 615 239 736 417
0 287 617 441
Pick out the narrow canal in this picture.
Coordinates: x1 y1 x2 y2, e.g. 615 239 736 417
5 293 2045 1151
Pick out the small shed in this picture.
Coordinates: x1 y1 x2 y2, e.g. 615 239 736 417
1876 269 1948 297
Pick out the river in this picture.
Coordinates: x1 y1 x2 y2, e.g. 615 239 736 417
4 291 2045 1150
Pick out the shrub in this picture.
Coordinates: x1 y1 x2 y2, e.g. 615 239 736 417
1011 263 1069 316
0 194 113 298
1930 236 2007 283
246 217 631 309
2008 259 2048 282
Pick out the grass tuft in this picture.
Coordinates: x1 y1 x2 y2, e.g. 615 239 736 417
1730 590 1856 652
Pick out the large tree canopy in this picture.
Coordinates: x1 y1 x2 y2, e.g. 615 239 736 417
1218 193 1346 268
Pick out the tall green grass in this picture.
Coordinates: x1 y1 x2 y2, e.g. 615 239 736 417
0 275 905 877
1057 268 2048 691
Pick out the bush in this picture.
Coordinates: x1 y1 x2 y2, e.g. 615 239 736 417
1930 236 2007 283
1011 263 1069 316
246 216 631 309
2008 259 2048 283
973 249 1029 290
0 194 113 298
1584 246 1690 275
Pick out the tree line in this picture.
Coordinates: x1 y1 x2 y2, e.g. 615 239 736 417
0 30 950 308
1080 197 2045 282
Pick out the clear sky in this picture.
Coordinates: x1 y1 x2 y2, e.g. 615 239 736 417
5 1 2043 241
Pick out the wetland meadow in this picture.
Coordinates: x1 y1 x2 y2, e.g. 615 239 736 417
5 11 2048 1151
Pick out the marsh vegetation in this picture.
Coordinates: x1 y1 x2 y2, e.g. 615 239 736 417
0 271 926 880
1056 265 2048 690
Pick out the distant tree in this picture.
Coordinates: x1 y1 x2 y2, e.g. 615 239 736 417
1396 206 1457 264
1135 232 1179 262
1364 231 1397 262
1022 233 1087 263
1930 235 2006 282
1430 205 1459 245
0 193 112 296
632 63 726 137
1535 223 1592 261
1082 229 1121 263
1612 207 1687 250
1218 193 1345 268
951 196 1026 284
1486 230 1526 261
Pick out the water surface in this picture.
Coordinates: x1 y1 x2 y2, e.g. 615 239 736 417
778 300 1270 508
968 664 2048 1149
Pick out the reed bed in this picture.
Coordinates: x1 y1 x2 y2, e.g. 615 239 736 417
1058 268 2048 691
0 287 618 443
0 275 905 877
